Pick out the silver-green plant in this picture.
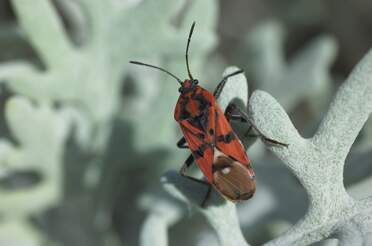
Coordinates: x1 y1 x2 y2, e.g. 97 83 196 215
243 21 337 112
0 96 71 245
0 0 218 245
0 1 370 245
0 0 217 152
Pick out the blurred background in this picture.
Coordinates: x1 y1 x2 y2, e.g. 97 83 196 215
0 0 371 245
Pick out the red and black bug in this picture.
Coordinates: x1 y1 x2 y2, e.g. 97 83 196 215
130 22 288 205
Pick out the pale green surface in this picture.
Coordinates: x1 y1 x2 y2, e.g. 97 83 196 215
0 0 371 245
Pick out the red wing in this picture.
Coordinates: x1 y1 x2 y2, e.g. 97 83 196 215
174 96 183 121
180 121 214 182
214 106 250 166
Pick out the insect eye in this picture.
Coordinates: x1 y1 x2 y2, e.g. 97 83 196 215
194 79 199 85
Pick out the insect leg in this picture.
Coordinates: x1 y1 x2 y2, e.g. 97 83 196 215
179 154 194 174
225 104 289 147
179 154 212 207
177 137 189 149
179 155 209 185
214 69 245 99
243 125 256 138
201 185 212 207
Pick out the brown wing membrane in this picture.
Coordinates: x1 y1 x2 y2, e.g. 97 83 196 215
212 155 256 201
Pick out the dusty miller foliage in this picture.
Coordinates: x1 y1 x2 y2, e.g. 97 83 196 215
0 0 371 246
0 0 216 245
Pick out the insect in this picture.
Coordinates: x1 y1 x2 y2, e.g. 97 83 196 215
130 22 288 206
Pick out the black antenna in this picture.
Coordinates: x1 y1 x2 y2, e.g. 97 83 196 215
186 22 196 80
130 61 183 85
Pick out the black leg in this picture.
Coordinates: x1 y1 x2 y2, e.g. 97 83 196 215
179 154 194 175
179 154 209 185
214 69 245 99
179 153 212 207
243 125 256 138
201 185 212 207
225 104 289 147
177 138 208 185
177 137 189 149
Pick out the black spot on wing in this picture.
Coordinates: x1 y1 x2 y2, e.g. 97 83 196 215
192 149 204 159
217 132 235 143
192 143 212 159
181 110 191 120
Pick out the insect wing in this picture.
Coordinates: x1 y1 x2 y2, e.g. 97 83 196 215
215 106 250 166
180 121 214 182
174 96 184 121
